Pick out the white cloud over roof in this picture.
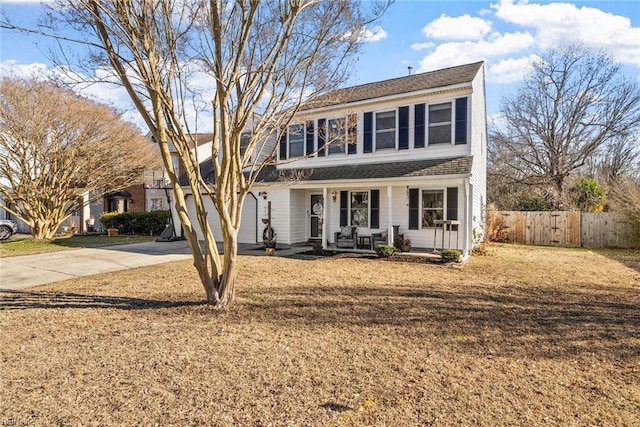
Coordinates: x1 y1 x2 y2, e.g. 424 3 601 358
418 32 535 74
422 14 492 42
413 0 639 84
493 0 640 66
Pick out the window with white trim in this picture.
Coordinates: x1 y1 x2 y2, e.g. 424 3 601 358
375 110 396 150
150 198 164 211
240 131 252 162
327 117 346 155
428 103 452 144
288 124 304 158
422 190 444 227
350 191 369 227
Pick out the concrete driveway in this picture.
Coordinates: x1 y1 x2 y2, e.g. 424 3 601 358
0 240 193 291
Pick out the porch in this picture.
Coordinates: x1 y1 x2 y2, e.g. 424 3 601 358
268 185 468 255
237 241 444 262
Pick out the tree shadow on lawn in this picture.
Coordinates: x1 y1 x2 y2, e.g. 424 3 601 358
0 290 203 311
593 247 640 273
2 283 638 362
241 284 640 362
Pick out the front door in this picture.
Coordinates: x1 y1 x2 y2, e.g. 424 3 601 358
310 194 324 240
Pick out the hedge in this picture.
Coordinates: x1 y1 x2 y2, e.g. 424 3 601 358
100 211 170 235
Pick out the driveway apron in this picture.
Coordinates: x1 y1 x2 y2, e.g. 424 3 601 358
0 241 192 291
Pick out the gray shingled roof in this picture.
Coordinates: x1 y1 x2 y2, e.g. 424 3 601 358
182 157 472 187
255 156 473 183
301 62 483 111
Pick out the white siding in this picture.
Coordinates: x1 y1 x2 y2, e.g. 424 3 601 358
256 188 291 245
279 89 474 171
183 194 257 244
289 190 307 244
470 64 487 246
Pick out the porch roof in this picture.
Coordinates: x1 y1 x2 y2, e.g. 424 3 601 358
183 156 472 187
254 156 473 184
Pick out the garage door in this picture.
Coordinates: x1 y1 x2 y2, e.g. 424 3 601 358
185 193 257 244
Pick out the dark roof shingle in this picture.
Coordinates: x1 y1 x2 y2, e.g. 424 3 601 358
301 62 483 110
252 156 473 184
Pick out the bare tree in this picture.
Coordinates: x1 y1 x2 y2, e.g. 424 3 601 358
0 77 157 240
584 135 640 186
490 45 640 208
3 1 388 307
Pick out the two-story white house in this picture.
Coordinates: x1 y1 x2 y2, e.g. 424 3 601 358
178 61 487 258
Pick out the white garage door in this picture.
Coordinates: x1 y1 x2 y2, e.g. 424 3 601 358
185 194 257 244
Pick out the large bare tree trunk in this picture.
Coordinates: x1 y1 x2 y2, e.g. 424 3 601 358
11 0 389 306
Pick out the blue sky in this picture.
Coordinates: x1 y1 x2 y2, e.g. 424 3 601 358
1 0 639 127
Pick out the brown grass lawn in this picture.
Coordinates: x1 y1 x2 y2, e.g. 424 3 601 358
1 244 639 426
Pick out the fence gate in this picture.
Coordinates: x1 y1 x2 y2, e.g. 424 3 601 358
500 211 581 246
499 211 637 248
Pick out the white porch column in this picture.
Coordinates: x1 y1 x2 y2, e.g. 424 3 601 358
81 192 90 233
387 185 393 245
462 178 470 258
322 187 328 249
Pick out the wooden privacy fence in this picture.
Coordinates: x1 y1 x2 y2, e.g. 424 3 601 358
498 211 638 248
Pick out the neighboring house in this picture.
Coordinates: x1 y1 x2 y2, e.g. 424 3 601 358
175 61 487 258
80 169 168 233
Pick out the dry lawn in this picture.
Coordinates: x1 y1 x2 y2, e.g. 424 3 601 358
1 244 639 426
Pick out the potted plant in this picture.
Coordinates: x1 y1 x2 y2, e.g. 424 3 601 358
263 235 277 255
400 238 412 252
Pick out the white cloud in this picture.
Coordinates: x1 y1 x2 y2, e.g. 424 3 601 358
417 32 535 72
411 41 434 51
422 14 492 41
0 60 49 79
493 0 640 66
488 54 540 83
355 25 388 43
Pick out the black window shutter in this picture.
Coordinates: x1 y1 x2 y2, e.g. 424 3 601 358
455 97 468 145
409 188 419 230
398 106 409 150
414 103 425 148
447 187 458 220
305 120 314 156
363 112 373 153
347 114 357 154
279 129 287 160
340 191 348 226
317 118 326 157
370 189 379 228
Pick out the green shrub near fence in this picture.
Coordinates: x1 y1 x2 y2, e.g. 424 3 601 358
100 211 170 235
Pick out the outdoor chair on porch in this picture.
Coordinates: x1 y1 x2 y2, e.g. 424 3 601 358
334 226 357 249
372 232 388 248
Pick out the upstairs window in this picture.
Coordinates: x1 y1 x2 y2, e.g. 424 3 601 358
288 124 304 158
240 131 252 162
327 117 346 155
428 103 452 144
375 110 396 150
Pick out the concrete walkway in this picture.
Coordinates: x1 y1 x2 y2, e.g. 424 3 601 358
0 240 317 291
0 240 193 291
